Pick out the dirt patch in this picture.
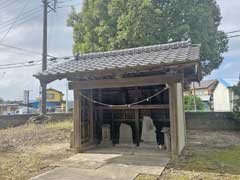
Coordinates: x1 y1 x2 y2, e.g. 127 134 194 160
0 121 75 180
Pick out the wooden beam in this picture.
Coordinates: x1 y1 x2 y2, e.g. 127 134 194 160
96 104 169 110
73 90 82 152
69 75 182 90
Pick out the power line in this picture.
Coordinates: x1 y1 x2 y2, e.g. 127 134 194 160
0 0 18 11
0 56 73 70
0 63 41 70
0 60 41 67
0 43 55 58
0 11 43 34
48 5 58 53
0 55 73 67
0 7 42 27
57 0 74 4
226 30 240 34
0 48 40 58
0 0 31 42
57 3 82 9
228 34 240 39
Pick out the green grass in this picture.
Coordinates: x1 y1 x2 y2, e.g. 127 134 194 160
172 146 240 175
44 120 73 130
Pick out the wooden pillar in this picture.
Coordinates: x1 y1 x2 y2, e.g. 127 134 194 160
176 83 186 154
81 90 85 145
98 89 103 143
135 109 140 146
73 89 82 152
135 87 140 146
89 89 94 144
168 83 178 159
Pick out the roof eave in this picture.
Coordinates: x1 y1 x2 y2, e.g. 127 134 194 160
34 59 200 83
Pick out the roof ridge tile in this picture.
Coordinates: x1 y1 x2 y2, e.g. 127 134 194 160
76 40 190 60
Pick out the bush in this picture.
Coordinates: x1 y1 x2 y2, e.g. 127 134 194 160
184 95 205 111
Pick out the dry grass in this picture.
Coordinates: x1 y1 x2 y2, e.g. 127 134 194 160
44 120 73 130
135 174 160 180
0 120 75 180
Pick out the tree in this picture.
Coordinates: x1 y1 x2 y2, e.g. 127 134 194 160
184 95 205 111
233 78 240 120
68 0 228 75
0 98 4 104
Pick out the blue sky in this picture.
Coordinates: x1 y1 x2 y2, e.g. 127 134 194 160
0 0 239 101
206 0 240 80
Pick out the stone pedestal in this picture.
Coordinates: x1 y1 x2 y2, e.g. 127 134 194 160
102 124 111 144
161 127 171 152
141 116 156 143
119 123 133 144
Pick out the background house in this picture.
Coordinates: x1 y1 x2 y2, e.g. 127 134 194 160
213 79 239 112
184 80 218 111
46 88 66 112
0 104 19 115
29 88 66 112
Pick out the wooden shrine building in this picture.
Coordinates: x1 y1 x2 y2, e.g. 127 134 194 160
35 40 201 158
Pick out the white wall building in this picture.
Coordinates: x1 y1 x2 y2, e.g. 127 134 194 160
213 79 238 112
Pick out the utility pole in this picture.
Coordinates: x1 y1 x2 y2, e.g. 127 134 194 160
40 0 48 115
40 0 57 115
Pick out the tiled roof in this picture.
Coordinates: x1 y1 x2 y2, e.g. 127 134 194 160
35 40 200 78
190 80 217 89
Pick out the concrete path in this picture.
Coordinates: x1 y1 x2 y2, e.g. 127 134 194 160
31 145 170 180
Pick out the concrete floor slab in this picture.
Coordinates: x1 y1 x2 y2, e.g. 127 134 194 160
31 146 170 180
54 153 121 169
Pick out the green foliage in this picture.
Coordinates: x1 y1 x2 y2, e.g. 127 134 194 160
0 98 3 104
68 0 228 75
184 95 205 111
233 80 240 120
